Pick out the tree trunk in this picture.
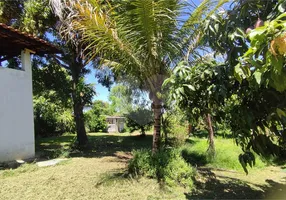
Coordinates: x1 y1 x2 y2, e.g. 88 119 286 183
71 78 88 147
148 74 165 153
205 113 215 153
162 115 168 143
73 97 88 146
188 121 192 137
152 98 162 153
140 127 146 137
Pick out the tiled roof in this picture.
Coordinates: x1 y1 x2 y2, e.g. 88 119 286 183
0 23 61 56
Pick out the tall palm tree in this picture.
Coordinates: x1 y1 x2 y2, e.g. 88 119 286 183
50 0 227 152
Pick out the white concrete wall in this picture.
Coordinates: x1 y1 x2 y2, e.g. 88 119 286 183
0 51 35 162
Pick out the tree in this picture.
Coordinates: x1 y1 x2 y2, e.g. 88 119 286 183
50 0 227 152
108 84 148 115
204 0 286 172
52 42 95 146
85 100 109 132
108 85 134 115
0 0 25 26
125 108 153 136
165 60 232 154
32 58 75 137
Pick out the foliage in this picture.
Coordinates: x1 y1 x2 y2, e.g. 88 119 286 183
32 59 75 137
125 108 153 136
1 0 95 145
164 60 231 122
22 0 57 35
108 85 134 115
0 0 24 25
204 0 286 172
109 84 153 135
128 148 194 189
51 0 228 151
0 0 55 35
85 100 108 132
234 12 286 92
33 92 75 137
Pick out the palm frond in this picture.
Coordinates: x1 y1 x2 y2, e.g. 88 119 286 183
179 0 229 62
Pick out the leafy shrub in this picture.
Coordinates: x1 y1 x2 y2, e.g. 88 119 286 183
84 100 109 132
163 124 188 148
128 148 194 189
85 113 107 132
33 94 75 137
161 111 188 147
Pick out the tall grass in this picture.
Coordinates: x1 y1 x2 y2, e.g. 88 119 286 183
181 138 266 171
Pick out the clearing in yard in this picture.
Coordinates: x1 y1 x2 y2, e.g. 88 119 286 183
0 133 286 199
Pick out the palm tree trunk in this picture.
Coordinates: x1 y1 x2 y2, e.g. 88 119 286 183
205 113 215 152
152 98 162 153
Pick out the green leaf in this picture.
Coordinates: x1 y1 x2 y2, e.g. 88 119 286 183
276 108 286 118
270 55 283 73
278 3 285 12
253 71 262 84
234 64 243 83
248 27 266 41
183 84 196 91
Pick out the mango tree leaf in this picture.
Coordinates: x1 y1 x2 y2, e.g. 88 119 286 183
183 84 196 91
253 71 262 84
248 27 266 41
277 108 286 118
234 64 243 83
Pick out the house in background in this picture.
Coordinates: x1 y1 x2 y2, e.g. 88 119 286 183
106 116 125 133
0 23 59 162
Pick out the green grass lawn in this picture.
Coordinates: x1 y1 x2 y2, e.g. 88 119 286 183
182 138 266 171
0 133 286 199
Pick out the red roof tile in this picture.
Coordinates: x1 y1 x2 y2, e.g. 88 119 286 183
0 23 61 56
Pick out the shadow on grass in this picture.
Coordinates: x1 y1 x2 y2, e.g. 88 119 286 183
36 133 153 159
192 130 234 139
181 149 207 166
185 168 286 199
94 170 129 187
192 130 208 138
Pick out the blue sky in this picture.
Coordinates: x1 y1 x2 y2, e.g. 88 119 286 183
85 68 110 102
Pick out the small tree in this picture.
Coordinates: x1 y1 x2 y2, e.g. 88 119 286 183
85 100 109 132
125 108 153 136
205 0 286 172
165 60 232 155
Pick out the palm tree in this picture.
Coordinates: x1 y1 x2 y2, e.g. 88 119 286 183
50 0 227 152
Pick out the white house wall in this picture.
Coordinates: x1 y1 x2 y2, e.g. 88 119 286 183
0 51 35 162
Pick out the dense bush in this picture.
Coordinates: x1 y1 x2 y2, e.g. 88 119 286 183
34 94 75 137
85 113 107 132
84 100 109 132
161 111 188 147
128 148 194 189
